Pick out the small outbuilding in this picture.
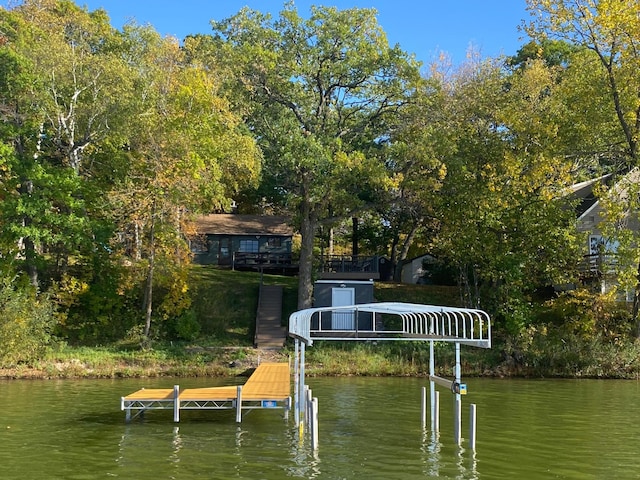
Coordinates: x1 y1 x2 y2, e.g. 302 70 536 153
312 279 375 330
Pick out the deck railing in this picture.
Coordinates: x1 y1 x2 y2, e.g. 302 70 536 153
319 255 379 274
580 253 618 276
233 252 293 267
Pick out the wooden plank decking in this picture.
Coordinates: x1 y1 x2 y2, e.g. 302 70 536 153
243 362 290 400
121 362 291 422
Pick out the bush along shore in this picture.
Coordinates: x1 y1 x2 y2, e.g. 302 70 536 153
3 333 640 380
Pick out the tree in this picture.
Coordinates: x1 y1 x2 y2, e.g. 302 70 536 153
108 25 261 340
378 79 450 280
425 56 580 332
507 38 580 69
525 0 640 331
210 4 421 308
0 0 131 288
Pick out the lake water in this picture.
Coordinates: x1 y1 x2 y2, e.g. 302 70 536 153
1 375 639 479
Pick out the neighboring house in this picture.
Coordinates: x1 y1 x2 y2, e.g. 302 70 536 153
572 173 616 259
191 214 294 269
573 170 640 298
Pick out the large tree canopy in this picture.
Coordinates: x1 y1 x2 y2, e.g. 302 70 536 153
0 0 637 351
208 4 422 308
0 0 261 342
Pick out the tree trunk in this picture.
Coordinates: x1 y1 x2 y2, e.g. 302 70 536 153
21 179 38 288
392 224 418 282
632 261 640 337
24 237 38 288
134 222 142 261
328 227 334 255
352 217 358 256
297 201 317 310
143 203 156 340
390 234 400 281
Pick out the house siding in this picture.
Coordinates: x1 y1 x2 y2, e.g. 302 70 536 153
190 214 293 266
192 234 292 266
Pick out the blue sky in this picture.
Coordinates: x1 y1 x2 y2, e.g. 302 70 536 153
21 1 532 67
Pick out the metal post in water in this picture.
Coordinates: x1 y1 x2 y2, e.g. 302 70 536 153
434 390 440 432
429 341 436 432
294 339 300 426
173 385 180 423
122 397 131 422
299 342 306 433
469 403 477 451
284 396 291 420
311 397 319 450
454 343 461 393
454 396 461 446
421 386 427 428
305 387 312 426
236 385 243 423
454 342 461 445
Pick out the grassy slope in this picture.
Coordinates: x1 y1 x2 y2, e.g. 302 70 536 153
189 266 298 345
189 267 461 345
187 268 480 377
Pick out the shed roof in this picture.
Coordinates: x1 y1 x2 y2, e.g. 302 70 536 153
194 214 293 236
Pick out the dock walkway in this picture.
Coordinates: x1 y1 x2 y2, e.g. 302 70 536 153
121 362 291 422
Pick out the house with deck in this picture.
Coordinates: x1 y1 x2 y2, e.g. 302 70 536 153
572 169 640 298
190 214 295 272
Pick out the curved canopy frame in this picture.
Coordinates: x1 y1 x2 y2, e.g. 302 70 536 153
288 302 491 348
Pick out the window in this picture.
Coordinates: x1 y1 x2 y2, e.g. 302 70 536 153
267 237 282 248
589 235 619 255
239 239 259 253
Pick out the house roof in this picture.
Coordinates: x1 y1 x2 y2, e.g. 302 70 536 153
568 174 614 218
194 214 293 236
569 168 640 222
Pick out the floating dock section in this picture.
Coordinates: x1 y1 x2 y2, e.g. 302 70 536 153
121 362 291 422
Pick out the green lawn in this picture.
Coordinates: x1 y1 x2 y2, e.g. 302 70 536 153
188 267 461 346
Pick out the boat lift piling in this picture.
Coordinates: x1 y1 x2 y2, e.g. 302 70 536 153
289 302 491 451
425 340 479 450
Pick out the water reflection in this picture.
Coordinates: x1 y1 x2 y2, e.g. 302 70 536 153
420 427 480 480
286 436 321 479
456 446 479 480
171 426 182 462
422 429 441 477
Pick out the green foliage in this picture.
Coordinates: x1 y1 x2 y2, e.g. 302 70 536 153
209 4 421 308
494 297 536 337
0 0 638 366
507 38 580 69
57 263 140 344
0 277 55 366
542 289 632 340
169 309 201 342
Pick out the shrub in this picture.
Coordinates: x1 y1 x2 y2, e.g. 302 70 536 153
0 277 55 366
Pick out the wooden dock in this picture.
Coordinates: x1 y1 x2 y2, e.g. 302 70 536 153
121 362 291 422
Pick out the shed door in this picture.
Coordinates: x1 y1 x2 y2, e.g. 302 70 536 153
331 287 355 329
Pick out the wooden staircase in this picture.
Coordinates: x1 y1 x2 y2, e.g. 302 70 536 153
254 285 287 349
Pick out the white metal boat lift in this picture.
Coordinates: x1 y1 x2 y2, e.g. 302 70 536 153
288 302 492 450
